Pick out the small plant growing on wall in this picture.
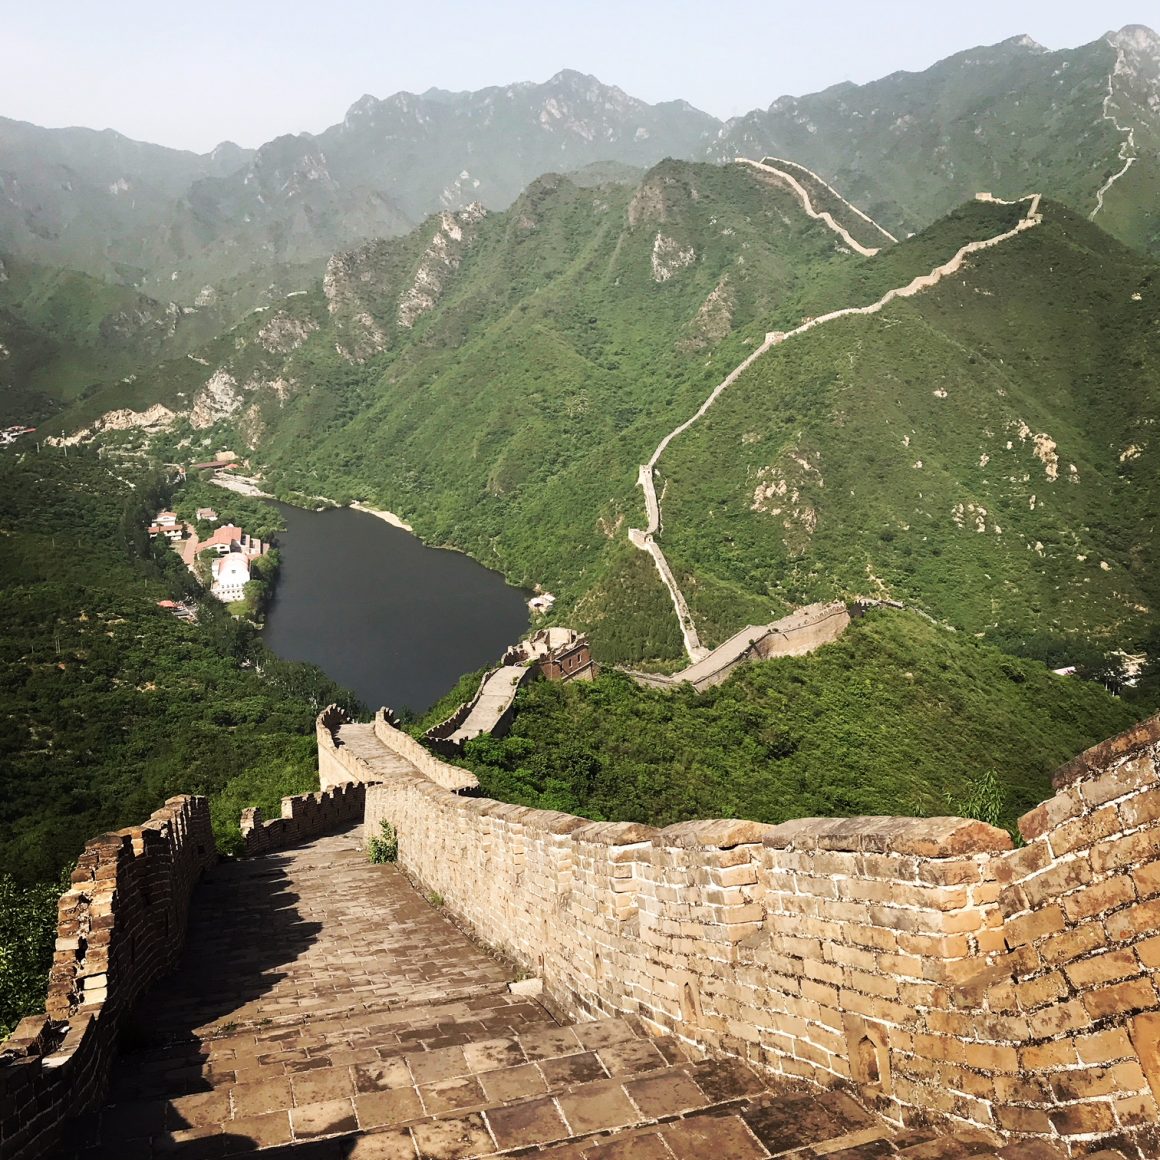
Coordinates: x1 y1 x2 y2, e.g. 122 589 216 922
367 819 399 863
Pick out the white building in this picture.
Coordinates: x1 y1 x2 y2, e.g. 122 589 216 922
211 553 251 602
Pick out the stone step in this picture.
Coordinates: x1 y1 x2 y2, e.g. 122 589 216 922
193 1070 889 1158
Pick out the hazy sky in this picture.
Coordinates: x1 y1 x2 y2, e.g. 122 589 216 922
3 1 1152 153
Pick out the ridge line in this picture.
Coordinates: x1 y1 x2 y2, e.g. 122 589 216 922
627 188 1043 662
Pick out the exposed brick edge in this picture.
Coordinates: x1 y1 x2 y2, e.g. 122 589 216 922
0 796 215 1160
1053 713 1160 791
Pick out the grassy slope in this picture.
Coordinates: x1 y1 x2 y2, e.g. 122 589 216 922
656 202 1160 656
456 610 1141 834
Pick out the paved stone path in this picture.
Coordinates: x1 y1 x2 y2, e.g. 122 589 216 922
447 666 526 747
64 828 1070 1158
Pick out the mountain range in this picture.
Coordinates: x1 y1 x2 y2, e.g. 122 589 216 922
4 24 1160 672
2 25 1157 321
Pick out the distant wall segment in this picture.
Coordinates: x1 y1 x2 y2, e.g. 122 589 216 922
359 709 1160 1157
0 797 215 1160
240 782 371 856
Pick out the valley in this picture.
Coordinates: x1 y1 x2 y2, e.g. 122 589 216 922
4 23 1160 1156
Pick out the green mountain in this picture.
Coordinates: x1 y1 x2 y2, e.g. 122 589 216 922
58 157 1160 672
653 200 1160 660
5 25 1157 331
714 26 1160 255
0 255 236 424
0 73 720 311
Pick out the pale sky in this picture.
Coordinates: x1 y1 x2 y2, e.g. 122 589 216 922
3 0 1153 153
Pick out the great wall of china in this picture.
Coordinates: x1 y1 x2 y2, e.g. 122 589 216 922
5 704 1159 1159
629 164 1043 663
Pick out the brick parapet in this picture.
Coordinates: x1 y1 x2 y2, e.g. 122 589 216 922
371 709 479 792
0 796 215 1160
359 710 1160 1158
240 782 372 856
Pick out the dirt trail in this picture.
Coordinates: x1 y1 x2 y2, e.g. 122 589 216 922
628 181 1043 662
1090 38 1138 220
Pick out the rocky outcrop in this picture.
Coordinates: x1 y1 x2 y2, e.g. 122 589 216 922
189 369 244 429
651 233 696 282
397 205 485 328
49 403 177 446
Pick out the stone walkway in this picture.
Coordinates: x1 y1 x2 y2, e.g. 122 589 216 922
63 828 1073 1158
447 667 526 747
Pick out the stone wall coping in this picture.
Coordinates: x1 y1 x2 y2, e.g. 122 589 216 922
1051 711 1160 790
559 820 654 846
657 819 776 849
761 815 1013 855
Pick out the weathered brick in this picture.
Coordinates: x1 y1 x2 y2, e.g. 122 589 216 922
1122 788 1160 829
1062 874 1137 922
1081 755 1157 807
1038 924 1106 966
1003 904 1066 948
1082 977 1158 1020
1048 1100 1117 1136
1106 898 1160 942
1049 805 1124 858
1065 948 1142 990
1020 791 1083 842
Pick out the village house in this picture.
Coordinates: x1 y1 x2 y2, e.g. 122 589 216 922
211 553 251 603
146 511 184 540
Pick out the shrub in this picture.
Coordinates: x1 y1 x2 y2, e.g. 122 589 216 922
367 819 398 863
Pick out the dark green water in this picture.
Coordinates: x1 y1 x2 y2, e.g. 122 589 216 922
263 504 528 713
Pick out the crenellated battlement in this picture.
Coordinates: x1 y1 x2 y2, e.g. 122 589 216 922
0 796 215 1160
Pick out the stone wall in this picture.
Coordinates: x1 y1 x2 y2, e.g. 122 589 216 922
371 710 479 792
240 782 371 856
361 712 1160 1158
0 796 215 1160
317 703 366 791
626 601 856 692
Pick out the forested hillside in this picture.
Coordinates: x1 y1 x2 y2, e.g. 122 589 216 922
54 163 1160 672
0 448 360 884
654 202 1160 660
452 610 1141 836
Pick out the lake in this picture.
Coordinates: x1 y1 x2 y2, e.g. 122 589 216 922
262 504 529 713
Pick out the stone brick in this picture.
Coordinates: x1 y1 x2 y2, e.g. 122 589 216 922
1105 898 1160 942
1065 948 1142 990
1048 805 1124 858
1121 787 1160 828
1019 791 1083 842
1081 977 1158 1021
1003 904 1066 948
1048 1100 1117 1136
1062 874 1137 922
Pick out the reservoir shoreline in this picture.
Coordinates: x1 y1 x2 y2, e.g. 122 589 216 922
260 501 529 714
